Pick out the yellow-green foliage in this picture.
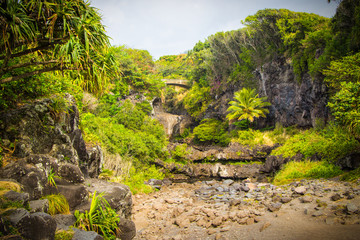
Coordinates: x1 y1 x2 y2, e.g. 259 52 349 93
42 194 70 215
193 118 230 146
74 191 119 239
271 124 359 162
273 160 343 185
122 165 165 195
0 181 21 196
340 167 360 182
171 144 190 163
235 125 299 148
55 230 74 240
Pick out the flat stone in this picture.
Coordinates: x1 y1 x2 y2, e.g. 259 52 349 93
294 186 306 195
346 203 358 213
223 179 234 186
29 199 49 213
268 202 282 212
280 197 292 203
300 195 313 203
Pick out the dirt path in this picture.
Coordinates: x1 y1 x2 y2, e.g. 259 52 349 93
132 179 360 240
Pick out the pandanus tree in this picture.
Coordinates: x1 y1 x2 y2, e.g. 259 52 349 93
0 0 119 93
226 88 271 125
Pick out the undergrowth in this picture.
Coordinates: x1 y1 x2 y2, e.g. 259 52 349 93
74 191 119 239
340 167 360 182
271 124 359 162
273 160 343 185
41 194 70 215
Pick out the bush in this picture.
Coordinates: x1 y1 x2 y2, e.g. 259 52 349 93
271 124 359 162
122 165 166 194
340 167 360 182
171 144 190 163
193 119 230 146
273 160 343 185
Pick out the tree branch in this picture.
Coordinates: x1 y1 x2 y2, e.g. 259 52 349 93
0 40 64 61
0 65 72 84
0 60 59 75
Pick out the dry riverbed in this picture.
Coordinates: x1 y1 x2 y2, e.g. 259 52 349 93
132 179 360 240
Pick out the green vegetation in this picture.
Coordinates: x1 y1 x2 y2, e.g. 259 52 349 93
271 124 359 163
170 144 190 163
0 0 118 104
122 165 166 194
74 191 119 239
55 230 74 240
340 167 360 182
273 160 343 185
42 194 70 215
226 88 271 124
193 119 230 146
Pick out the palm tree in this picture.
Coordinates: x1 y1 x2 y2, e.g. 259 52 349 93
0 0 119 94
226 88 271 124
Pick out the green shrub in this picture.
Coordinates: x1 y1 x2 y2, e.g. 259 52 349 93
193 119 230 146
271 124 359 162
122 165 165 194
74 191 119 239
171 144 190 163
273 160 343 185
42 194 70 215
340 167 360 182
81 113 167 164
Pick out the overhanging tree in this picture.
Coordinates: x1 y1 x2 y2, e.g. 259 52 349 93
0 0 118 93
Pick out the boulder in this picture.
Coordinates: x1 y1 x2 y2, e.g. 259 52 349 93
56 184 88 209
29 199 49 213
3 191 29 205
72 229 104 240
16 212 56 240
58 163 85 183
53 214 76 231
85 179 133 218
117 218 136 240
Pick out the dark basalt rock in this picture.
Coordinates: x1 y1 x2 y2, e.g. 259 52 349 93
117 218 136 240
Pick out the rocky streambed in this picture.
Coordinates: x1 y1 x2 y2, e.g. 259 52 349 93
133 178 360 240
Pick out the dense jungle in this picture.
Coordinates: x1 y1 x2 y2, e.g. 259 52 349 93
1 0 360 239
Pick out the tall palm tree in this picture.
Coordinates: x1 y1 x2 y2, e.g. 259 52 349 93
226 88 271 123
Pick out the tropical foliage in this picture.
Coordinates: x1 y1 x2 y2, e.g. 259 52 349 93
0 0 118 93
226 88 270 123
74 191 119 239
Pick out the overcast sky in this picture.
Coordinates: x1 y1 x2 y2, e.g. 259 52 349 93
90 0 339 60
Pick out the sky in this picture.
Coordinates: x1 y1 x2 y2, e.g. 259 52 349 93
90 0 339 60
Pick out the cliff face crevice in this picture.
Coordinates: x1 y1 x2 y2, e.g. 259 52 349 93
256 56 329 128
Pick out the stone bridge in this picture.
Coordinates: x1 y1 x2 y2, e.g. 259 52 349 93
162 79 190 89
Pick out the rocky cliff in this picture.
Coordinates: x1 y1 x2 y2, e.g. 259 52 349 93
0 94 135 239
203 56 328 128
256 56 328 128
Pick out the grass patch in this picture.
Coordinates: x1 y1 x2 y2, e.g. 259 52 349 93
273 160 343 185
55 230 74 240
0 181 21 196
42 194 70 215
340 167 360 182
229 161 263 166
234 124 300 148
